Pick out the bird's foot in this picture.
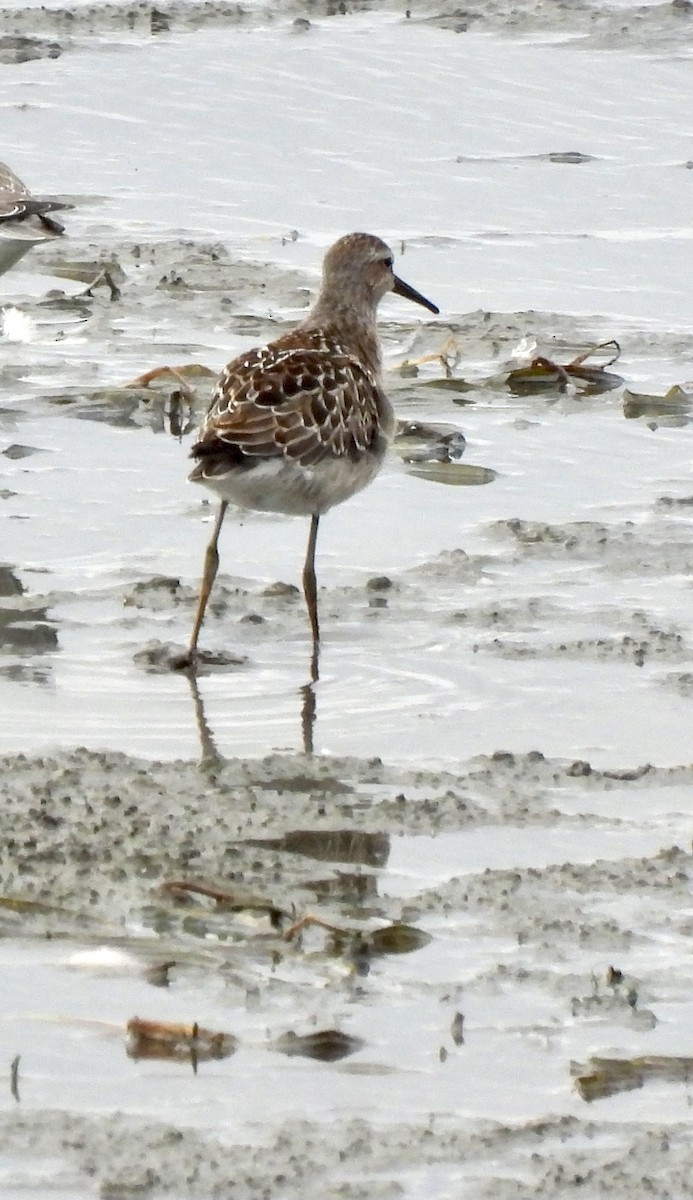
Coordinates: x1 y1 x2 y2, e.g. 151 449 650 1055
171 649 197 672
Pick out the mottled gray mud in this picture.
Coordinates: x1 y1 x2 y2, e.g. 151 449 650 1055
2 3 693 1194
1 747 693 1194
2 1108 692 1199
1 0 692 53
4 745 689 911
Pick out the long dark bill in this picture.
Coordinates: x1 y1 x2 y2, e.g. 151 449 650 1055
392 274 439 315
0 199 70 227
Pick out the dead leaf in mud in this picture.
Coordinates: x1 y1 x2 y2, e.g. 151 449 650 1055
0 895 71 917
416 376 475 394
82 267 122 302
125 364 217 390
47 385 144 408
122 364 217 433
144 960 178 988
539 151 598 164
2 444 47 460
507 341 623 395
395 419 467 465
364 923 432 955
244 828 389 867
395 335 462 380
160 879 288 927
34 295 93 319
390 373 474 403
270 1029 364 1062
283 914 431 959
46 386 199 439
622 384 693 424
310 871 380 907
573 1054 693 1103
404 461 497 487
126 1017 237 1064
49 259 126 287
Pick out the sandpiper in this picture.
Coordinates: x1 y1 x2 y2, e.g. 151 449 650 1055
180 232 438 669
0 161 67 278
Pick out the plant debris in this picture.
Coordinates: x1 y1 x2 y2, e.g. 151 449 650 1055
622 383 693 423
506 341 623 395
270 1029 364 1062
573 1054 693 1102
283 913 432 959
403 461 497 486
126 1018 238 1066
160 879 289 927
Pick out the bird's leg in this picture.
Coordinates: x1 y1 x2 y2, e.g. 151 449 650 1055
299 515 321 754
187 668 222 767
300 681 317 755
175 501 228 670
302 514 321 665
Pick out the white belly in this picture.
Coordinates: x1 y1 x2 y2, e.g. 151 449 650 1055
191 446 387 517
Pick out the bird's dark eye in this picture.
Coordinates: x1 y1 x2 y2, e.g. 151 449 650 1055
385 256 394 270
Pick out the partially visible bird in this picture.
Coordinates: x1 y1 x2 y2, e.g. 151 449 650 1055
0 160 67 278
179 231 438 671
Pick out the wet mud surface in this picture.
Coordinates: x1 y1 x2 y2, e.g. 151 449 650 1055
1 0 693 53
2 262 693 1192
1 1 693 1196
1 747 693 1194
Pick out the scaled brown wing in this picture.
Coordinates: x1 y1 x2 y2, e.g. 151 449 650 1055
195 345 381 467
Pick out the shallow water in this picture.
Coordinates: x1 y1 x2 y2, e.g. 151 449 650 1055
1 3 693 1196
2 15 693 761
1 390 691 763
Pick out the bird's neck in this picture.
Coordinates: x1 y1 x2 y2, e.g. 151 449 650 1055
301 294 382 378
